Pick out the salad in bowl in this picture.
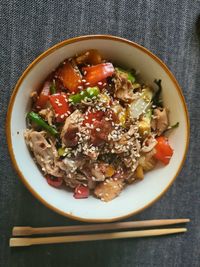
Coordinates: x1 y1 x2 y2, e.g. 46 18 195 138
25 49 176 202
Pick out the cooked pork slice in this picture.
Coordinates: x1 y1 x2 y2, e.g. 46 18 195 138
113 70 137 102
79 167 96 189
39 107 55 125
63 172 87 189
24 130 64 177
141 135 157 153
139 149 157 172
94 178 124 202
57 157 86 173
61 110 83 147
90 162 109 181
152 108 169 135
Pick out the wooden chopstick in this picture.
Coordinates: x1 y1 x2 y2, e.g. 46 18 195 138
9 228 187 247
12 218 190 236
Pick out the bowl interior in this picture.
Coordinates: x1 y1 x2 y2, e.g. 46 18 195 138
8 36 189 221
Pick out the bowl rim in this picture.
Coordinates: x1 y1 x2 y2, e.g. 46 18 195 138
6 34 190 222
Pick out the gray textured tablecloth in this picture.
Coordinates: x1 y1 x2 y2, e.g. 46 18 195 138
1 1 200 266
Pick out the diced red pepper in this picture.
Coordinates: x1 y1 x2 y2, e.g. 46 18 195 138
49 93 71 122
154 136 173 165
96 79 108 90
35 81 51 109
83 110 104 125
83 63 114 86
76 49 102 65
46 176 63 187
74 185 89 199
58 61 82 93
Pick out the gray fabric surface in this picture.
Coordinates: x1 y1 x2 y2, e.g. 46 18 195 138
0 0 200 266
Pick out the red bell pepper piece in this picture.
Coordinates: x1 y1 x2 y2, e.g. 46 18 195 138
83 63 114 86
58 61 82 93
49 94 71 122
74 185 89 199
154 136 173 165
46 176 63 187
83 110 104 125
35 81 51 109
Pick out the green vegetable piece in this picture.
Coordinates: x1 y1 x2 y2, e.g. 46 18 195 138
165 122 179 132
69 93 83 104
127 73 135 83
153 79 163 107
69 87 100 104
144 108 152 122
58 147 66 156
116 67 135 83
50 80 56 94
86 86 100 97
27 111 58 136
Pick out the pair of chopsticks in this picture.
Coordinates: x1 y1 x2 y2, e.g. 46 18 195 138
9 218 190 247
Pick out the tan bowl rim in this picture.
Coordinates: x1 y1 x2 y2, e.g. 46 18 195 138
6 34 190 222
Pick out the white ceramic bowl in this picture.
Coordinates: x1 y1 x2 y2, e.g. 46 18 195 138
6 35 189 222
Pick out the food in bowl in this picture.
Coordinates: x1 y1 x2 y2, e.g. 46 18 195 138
24 49 177 202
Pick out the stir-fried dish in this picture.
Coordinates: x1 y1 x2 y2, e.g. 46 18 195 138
25 49 177 202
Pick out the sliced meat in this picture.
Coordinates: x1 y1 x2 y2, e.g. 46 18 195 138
79 167 96 189
152 108 169 135
61 110 83 147
141 134 157 153
94 178 124 202
57 157 86 173
139 149 157 171
63 172 87 189
109 125 140 154
90 163 107 181
113 70 137 102
24 130 64 177
39 107 55 125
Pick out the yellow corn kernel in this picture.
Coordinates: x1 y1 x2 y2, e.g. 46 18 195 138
138 120 150 137
118 111 126 126
105 165 115 177
135 165 144 180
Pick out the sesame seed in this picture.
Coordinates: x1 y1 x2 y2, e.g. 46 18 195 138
82 79 86 83
96 128 101 132
85 82 90 86
98 81 102 85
